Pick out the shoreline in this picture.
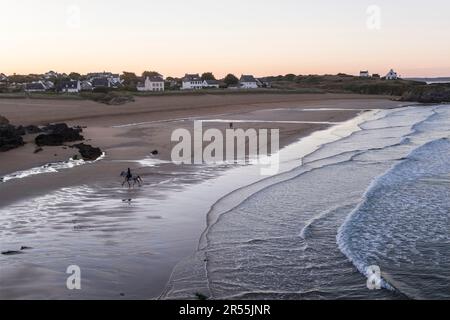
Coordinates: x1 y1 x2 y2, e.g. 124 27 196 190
0 95 412 299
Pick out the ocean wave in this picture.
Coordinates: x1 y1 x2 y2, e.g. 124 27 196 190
0 153 106 183
337 138 450 297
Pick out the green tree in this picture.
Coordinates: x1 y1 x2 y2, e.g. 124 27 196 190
284 74 296 81
223 74 239 86
69 72 81 80
142 71 162 78
201 72 216 81
121 72 139 86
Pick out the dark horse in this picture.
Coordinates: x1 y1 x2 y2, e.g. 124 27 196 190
120 169 144 188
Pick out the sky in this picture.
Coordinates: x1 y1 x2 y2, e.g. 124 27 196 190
1 0 450 78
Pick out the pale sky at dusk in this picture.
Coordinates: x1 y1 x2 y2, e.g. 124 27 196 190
1 0 449 77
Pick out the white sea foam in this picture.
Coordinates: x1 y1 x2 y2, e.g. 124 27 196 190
0 153 105 183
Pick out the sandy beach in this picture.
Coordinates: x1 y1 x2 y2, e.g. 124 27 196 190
0 94 404 207
0 93 408 299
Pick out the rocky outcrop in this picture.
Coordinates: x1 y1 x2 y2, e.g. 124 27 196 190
72 143 102 160
107 94 135 105
82 92 135 105
24 125 43 134
35 123 84 146
0 124 25 152
401 84 450 103
0 115 9 125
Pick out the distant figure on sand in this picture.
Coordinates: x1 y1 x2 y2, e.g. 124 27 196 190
120 168 144 188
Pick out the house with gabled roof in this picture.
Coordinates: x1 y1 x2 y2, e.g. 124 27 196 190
181 74 203 90
360 71 370 78
239 75 258 89
385 69 399 80
91 77 112 89
137 75 165 92
202 79 220 89
57 80 81 93
25 81 48 92
88 72 122 88
0 73 8 82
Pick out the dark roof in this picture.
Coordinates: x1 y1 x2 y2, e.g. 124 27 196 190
57 80 79 90
25 82 46 90
240 75 257 83
204 79 219 85
146 76 164 82
91 77 110 87
182 74 201 81
88 72 112 77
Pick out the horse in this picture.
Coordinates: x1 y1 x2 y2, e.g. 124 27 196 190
120 171 144 188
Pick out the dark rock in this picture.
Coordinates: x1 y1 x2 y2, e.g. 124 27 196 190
1 250 23 255
151 150 159 155
15 125 26 136
25 125 43 134
43 123 82 134
72 143 102 160
34 147 43 154
35 123 84 146
0 124 25 152
401 84 450 103
0 115 9 125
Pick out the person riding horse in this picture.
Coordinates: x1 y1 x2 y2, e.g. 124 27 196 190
121 168 144 188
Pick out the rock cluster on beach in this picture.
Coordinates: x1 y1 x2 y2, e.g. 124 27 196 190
401 84 450 103
0 115 25 152
0 116 104 161
0 123 25 151
35 123 84 146
71 143 102 160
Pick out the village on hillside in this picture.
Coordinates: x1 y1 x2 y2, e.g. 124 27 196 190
0 69 400 95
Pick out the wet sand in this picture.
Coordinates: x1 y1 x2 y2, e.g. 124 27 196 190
0 94 409 299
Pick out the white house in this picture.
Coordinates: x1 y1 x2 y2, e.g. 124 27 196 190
202 79 220 89
58 80 81 93
360 71 370 78
137 76 165 92
385 69 399 80
239 75 258 89
182 74 203 90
